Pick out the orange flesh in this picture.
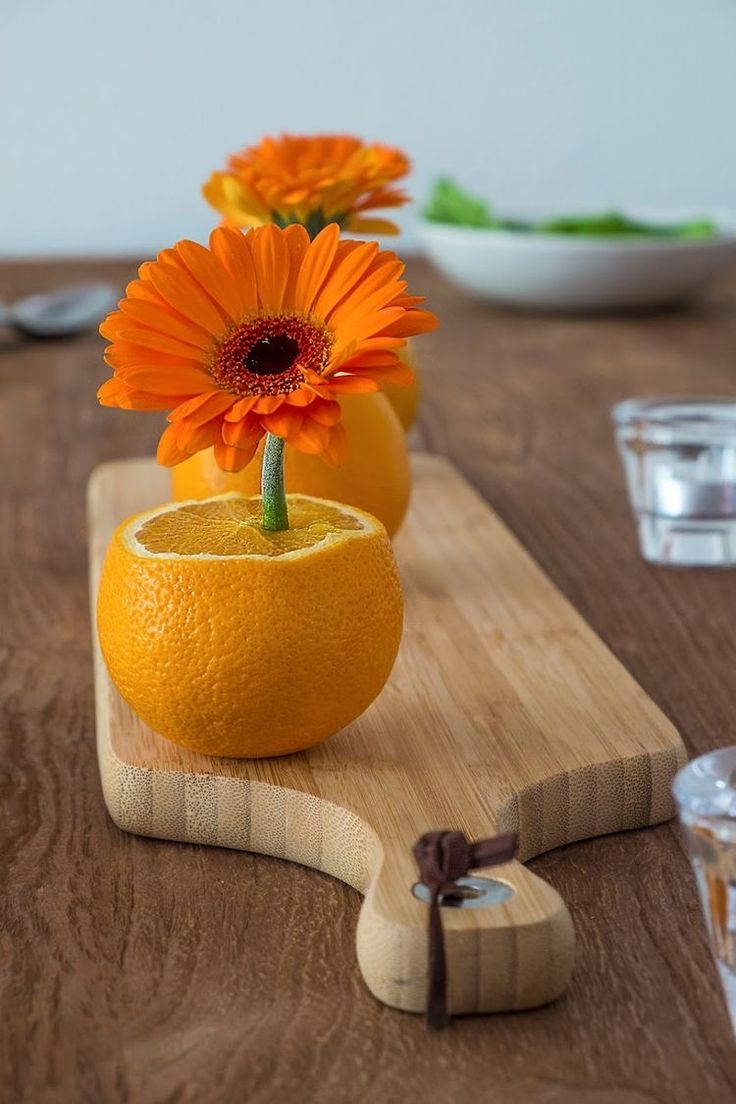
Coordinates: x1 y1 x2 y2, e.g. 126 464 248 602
135 497 363 558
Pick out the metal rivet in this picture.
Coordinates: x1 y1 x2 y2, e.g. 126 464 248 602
411 875 515 909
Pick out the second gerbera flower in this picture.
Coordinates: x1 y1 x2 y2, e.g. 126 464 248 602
98 223 436 471
203 133 411 236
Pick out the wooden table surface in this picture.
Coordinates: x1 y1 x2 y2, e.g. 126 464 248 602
2 257 736 1103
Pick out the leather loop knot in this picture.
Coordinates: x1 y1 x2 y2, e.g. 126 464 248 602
413 829 518 1029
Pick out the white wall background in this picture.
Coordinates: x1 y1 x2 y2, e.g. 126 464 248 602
2 0 735 256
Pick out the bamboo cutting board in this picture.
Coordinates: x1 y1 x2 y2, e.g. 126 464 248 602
87 454 686 1018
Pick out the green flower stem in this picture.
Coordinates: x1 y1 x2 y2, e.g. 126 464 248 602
261 433 289 531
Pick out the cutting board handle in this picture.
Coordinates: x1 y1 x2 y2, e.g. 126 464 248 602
355 834 575 1017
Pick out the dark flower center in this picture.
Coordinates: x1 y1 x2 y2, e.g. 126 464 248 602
212 313 334 397
245 334 300 376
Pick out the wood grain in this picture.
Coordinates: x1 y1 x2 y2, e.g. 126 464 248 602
2 257 736 1103
88 454 684 1017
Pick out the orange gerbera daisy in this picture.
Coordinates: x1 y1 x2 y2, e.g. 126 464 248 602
98 223 436 472
203 133 410 237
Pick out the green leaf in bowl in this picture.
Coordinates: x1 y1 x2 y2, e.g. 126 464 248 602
537 210 717 239
423 178 498 229
422 178 719 239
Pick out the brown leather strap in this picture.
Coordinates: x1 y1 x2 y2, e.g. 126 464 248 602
413 829 518 1029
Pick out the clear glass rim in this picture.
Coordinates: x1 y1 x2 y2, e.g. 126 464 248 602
612 396 736 436
673 748 736 817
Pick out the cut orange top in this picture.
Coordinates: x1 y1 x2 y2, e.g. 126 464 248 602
132 495 365 558
98 223 437 471
203 133 410 236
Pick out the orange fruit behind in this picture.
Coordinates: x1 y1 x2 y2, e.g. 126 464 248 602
171 392 411 536
384 341 420 431
97 494 404 759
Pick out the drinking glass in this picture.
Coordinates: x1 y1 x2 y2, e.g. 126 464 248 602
673 748 736 1032
612 397 736 567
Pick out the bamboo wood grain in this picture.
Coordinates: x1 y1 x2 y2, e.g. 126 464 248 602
87 453 685 1017
8 257 736 1104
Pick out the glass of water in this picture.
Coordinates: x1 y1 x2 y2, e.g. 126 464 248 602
674 749 736 1032
612 397 736 566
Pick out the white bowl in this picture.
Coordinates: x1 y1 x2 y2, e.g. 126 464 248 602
417 212 736 311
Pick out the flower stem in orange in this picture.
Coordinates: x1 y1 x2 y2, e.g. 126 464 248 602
261 433 289 531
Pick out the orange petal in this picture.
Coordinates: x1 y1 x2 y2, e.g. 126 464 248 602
330 240 358 265
172 418 223 453
308 399 341 427
157 424 194 466
98 310 126 340
252 395 286 414
104 340 206 373
224 397 259 421
260 406 304 438
221 416 263 450
348 360 414 386
313 241 378 319
124 391 191 410
97 376 193 411
106 326 209 361
248 224 290 311
344 309 409 353
323 420 348 466
361 255 404 285
125 277 165 304
214 439 260 472
393 293 426 308
284 387 319 408
351 186 409 213
209 227 258 317
377 309 439 338
97 377 130 404
174 240 245 323
148 262 227 336
282 224 311 311
344 216 400 235
350 336 405 355
294 223 340 312
343 350 402 368
289 418 331 455
329 282 406 337
326 262 405 348
167 390 235 425
118 364 212 395
342 349 413 387
204 171 269 227
322 375 380 395
117 298 213 352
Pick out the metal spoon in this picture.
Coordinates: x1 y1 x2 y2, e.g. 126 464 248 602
0 281 119 338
